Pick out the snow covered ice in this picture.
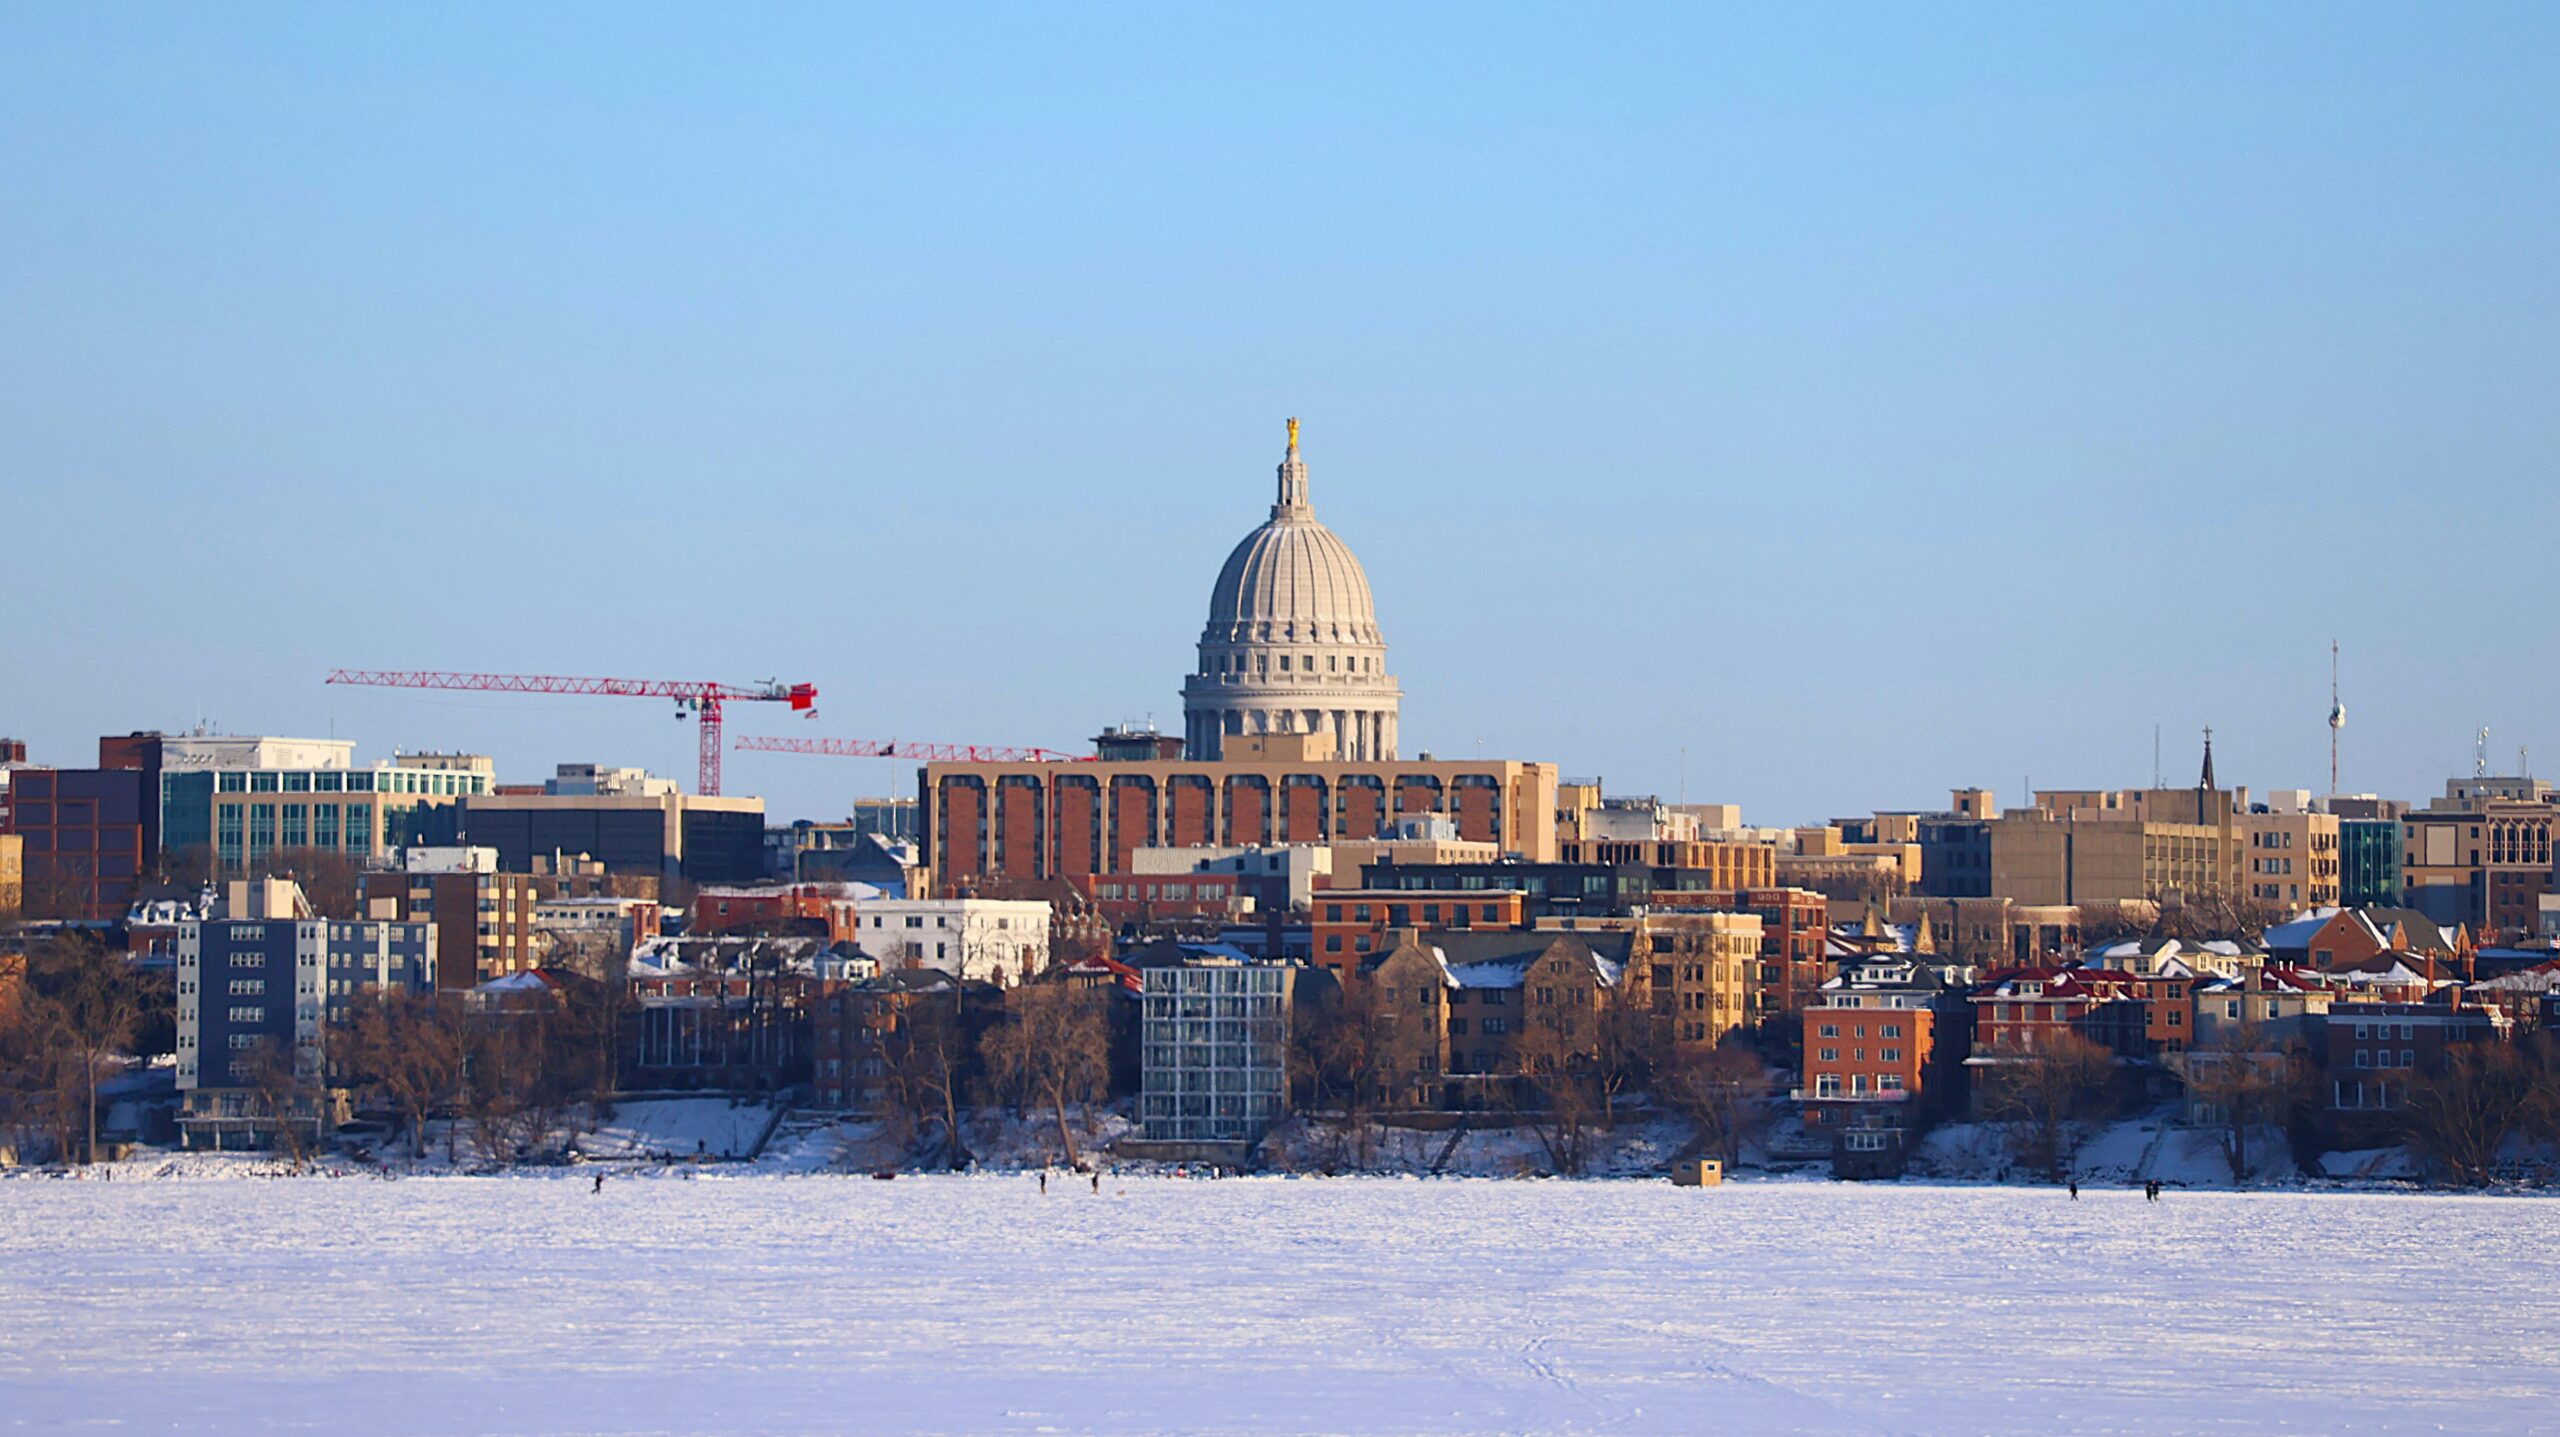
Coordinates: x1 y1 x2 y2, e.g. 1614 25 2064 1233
3 1174 2556 1435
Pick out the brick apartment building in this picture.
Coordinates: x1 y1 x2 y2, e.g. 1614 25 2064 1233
692 882 865 943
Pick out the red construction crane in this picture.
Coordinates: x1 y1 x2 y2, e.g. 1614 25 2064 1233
735 734 1090 764
325 669 817 796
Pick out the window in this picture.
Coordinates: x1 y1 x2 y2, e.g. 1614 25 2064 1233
1819 1023 1840 1039
1881 1023 1903 1039
2353 1022 2369 1040
1817 1047 1838 1063
2354 1050 2370 1069
1481 1018 1508 1035
1880 1048 1901 1063
2401 1049 2415 1070
1813 1074 1841 1098
227 1005 263 1023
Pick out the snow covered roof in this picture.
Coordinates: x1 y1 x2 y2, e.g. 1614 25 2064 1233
630 934 836 977
1442 955 1535 989
473 971 556 993
2261 909 2348 951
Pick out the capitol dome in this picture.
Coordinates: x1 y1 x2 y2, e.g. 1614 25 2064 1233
1182 420 1402 762
1201 494 1382 646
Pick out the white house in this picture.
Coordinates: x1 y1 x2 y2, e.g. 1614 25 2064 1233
856 898 1051 987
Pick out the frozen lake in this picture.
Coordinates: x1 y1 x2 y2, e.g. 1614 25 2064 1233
2 1172 2553 1435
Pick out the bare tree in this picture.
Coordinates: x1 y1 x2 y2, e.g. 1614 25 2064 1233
27 934 149 1164
1589 995 1665 1132
460 1016 540 1163
0 993 83 1162
1976 1031 2117 1182
1509 1013 1601 1176
980 983 1111 1169
2400 1040 2536 1187
1656 1042 1774 1169
16 862 101 922
1284 981 1394 1171
878 996 974 1169
337 990 468 1163
235 1036 318 1172
253 849 365 920
2173 1022 2313 1184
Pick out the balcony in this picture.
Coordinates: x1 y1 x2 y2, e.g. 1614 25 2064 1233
1788 1087 1910 1103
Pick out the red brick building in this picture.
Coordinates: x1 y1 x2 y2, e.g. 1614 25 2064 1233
1312 888 1530 980
5 766 149 920
1800 952 1970 1132
1968 966 2152 1061
692 883 864 943
2325 999 2509 1115
1074 871 1245 928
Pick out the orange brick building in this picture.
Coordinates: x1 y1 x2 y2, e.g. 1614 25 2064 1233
691 883 864 944
1313 888 1530 980
921 734 1558 894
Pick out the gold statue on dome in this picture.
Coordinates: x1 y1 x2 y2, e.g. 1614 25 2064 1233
1287 416 1299 450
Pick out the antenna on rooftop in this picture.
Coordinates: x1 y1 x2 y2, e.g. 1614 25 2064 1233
2477 727 2490 780
2328 640 2344 797
2153 725 2161 789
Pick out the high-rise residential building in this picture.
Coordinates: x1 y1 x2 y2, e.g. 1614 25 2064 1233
1139 958 1300 1145
1180 421 1401 762
174 878 433 1149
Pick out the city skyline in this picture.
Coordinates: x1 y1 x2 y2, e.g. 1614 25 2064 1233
6 6 2556 821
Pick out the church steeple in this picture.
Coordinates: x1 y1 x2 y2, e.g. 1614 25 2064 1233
1273 415 1311 516
2199 726 2217 792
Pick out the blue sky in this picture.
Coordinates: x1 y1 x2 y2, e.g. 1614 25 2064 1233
4 4 2554 823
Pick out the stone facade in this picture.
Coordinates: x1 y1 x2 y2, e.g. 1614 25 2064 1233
1182 421 1401 761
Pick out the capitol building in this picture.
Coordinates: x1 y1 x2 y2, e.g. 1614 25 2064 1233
1181 420 1402 761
